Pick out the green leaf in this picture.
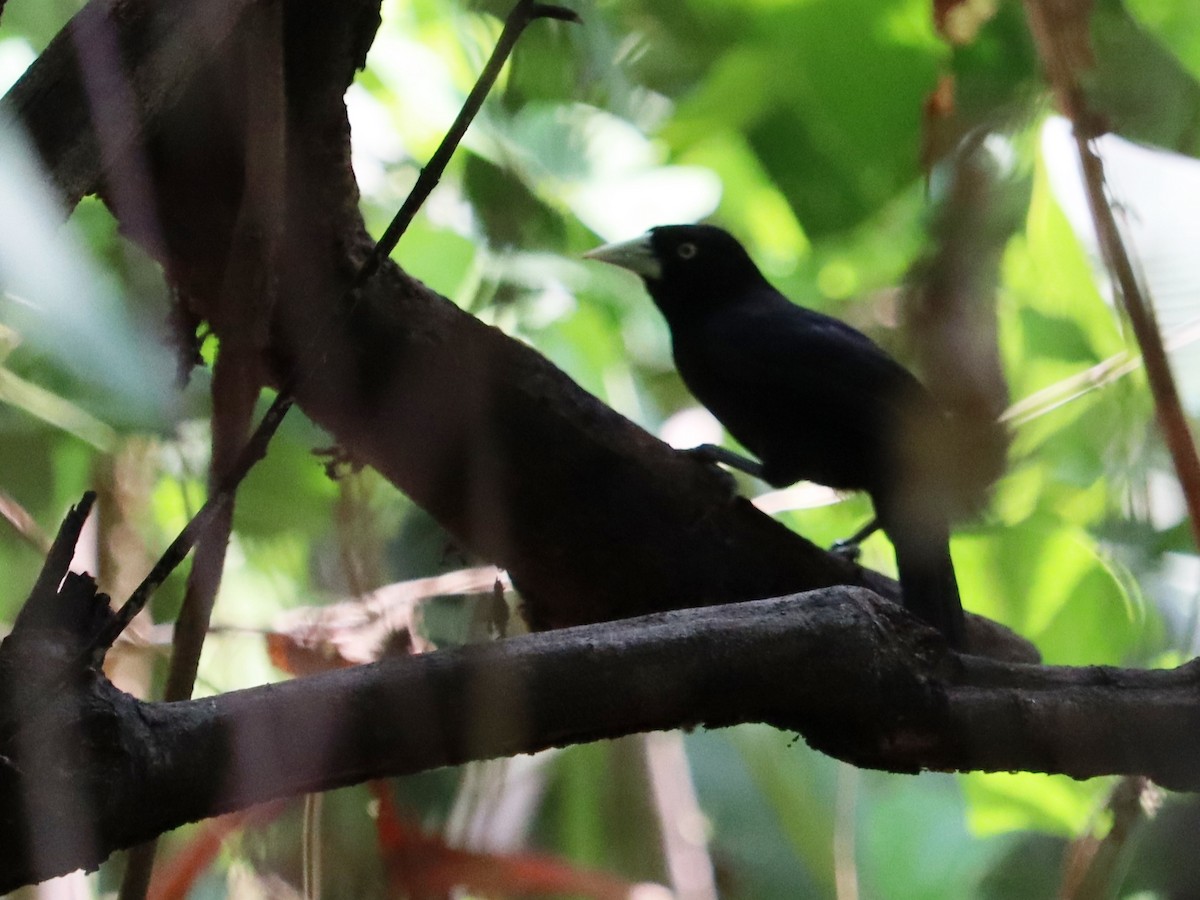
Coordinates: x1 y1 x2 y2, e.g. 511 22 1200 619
963 771 1109 837
0 366 116 451
1088 0 1200 157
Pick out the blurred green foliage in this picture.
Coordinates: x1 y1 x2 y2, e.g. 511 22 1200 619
5 0 1200 896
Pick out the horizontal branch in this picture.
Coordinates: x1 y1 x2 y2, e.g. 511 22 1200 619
1 580 1196 891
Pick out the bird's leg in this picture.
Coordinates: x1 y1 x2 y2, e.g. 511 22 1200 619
683 444 766 480
830 517 880 562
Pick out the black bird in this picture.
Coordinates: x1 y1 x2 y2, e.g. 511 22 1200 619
586 224 967 648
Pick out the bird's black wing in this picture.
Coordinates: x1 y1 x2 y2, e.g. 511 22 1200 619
670 289 931 492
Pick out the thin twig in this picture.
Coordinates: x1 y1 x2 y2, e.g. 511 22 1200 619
1060 776 1159 899
81 1 576 661
0 490 53 555
1072 131 1200 547
1002 317 1200 427
89 391 292 658
1022 0 1200 550
352 0 580 289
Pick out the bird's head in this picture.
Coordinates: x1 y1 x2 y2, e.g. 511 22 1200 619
584 225 766 314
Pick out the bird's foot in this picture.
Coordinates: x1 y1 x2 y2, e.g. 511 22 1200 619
829 517 879 562
680 447 740 500
829 538 862 562
681 444 724 465
683 444 766 480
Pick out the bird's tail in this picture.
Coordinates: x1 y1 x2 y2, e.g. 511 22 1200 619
879 497 966 649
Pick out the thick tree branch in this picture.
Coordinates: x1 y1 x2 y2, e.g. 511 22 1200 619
0 567 1196 891
3 0 261 216
1 0 932 637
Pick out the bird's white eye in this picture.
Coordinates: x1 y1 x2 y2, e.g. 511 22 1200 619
677 242 698 260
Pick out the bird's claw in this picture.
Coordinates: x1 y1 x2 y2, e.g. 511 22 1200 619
680 447 740 500
829 538 862 562
681 445 721 465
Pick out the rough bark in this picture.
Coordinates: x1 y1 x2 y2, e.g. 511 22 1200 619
1 555 1197 891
